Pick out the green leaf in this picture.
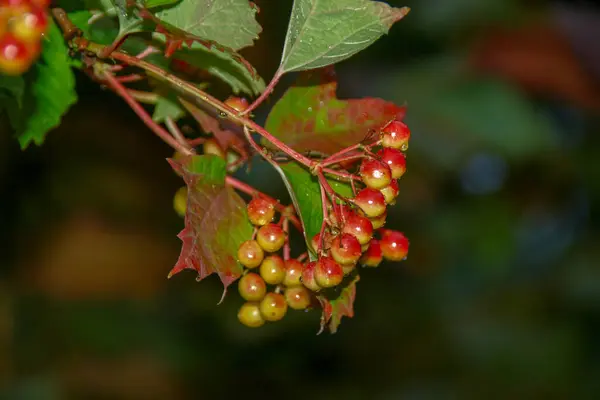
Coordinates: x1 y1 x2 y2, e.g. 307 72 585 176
168 155 253 295
111 0 144 37
145 0 180 9
318 274 359 334
265 68 405 154
278 0 409 73
277 162 352 258
0 76 25 106
6 20 77 149
153 93 185 123
156 0 261 51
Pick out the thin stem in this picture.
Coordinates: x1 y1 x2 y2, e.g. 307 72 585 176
318 182 329 253
320 143 362 166
240 70 282 116
187 137 206 147
116 74 145 83
322 167 361 182
102 72 194 156
165 117 189 150
128 89 159 104
296 252 308 263
319 152 365 168
283 217 290 260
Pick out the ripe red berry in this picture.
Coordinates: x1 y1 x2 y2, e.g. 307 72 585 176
259 255 286 285
314 256 344 288
238 272 266 301
311 231 332 252
301 261 321 291
353 188 386 218
380 180 399 204
342 212 373 245
359 159 392 190
256 223 286 252
285 286 312 310
237 302 265 328
377 148 406 179
360 239 383 267
259 292 287 321
237 240 264 268
380 230 409 261
247 197 276 226
330 233 362 266
0 34 30 75
31 0 51 7
381 120 410 150
224 96 249 113
369 209 387 229
12 7 48 43
283 259 304 287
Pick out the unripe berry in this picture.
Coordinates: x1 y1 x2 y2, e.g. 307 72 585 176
342 212 373 245
12 8 48 43
380 180 399 204
237 302 265 328
259 255 285 285
283 259 304 287
256 223 285 252
224 96 249 113
202 138 225 158
360 239 383 267
314 256 344 288
237 240 264 268
353 188 386 218
380 230 409 261
369 210 387 229
330 233 362 266
381 120 410 150
247 197 276 226
359 159 392 190
377 148 406 179
0 34 30 75
285 286 312 310
342 263 355 275
238 272 266 301
259 292 287 321
301 261 321 291
173 186 187 217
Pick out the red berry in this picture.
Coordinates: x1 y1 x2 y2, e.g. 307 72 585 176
259 255 285 285
224 96 249 113
314 256 344 288
12 7 48 43
369 209 387 229
380 230 409 261
330 233 362 266
353 188 386 218
377 148 406 179
283 259 304 287
301 261 321 291
237 240 264 268
0 34 30 75
380 180 399 205
381 120 410 150
359 159 392 190
247 197 276 226
31 0 51 7
285 286 312 310
259 292 287 321
342 264 355 275
237 302 265 328
238 272 266 301
256 223 286 252
360 239 383 267
202 138 225 158
311 231 332 253
342 212 373 245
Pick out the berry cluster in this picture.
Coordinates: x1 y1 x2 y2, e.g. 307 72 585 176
0 0 49 75
236 118 411 329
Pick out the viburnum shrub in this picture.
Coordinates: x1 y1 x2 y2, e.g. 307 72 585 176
0 0 412 334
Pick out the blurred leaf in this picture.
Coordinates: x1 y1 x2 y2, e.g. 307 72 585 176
168 155 252 296
318 274 359 334
265 68 405 154
153 93 185 123
279 0 409 73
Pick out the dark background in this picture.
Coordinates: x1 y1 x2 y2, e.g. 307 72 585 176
1 0 600 398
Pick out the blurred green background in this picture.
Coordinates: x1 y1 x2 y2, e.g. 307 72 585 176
2 0 600 398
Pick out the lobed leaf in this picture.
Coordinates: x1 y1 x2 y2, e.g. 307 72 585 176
168 155 253 296
265 67 405 154
279 0 409 73
4 20 77 149
318 275 359 334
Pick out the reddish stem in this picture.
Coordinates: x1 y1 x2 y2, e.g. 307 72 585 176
283 217 290 260
102 72 194 156
116 74 145 83
322 167 361 182
320 143 362 166
296 252 308 263
241 70 282 116
319 152 365 168
318 181 329 254
187 137 206 147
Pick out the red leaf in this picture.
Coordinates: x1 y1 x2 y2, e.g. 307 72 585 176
265 67 406 154
317 275 360 334
168 156 253 299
